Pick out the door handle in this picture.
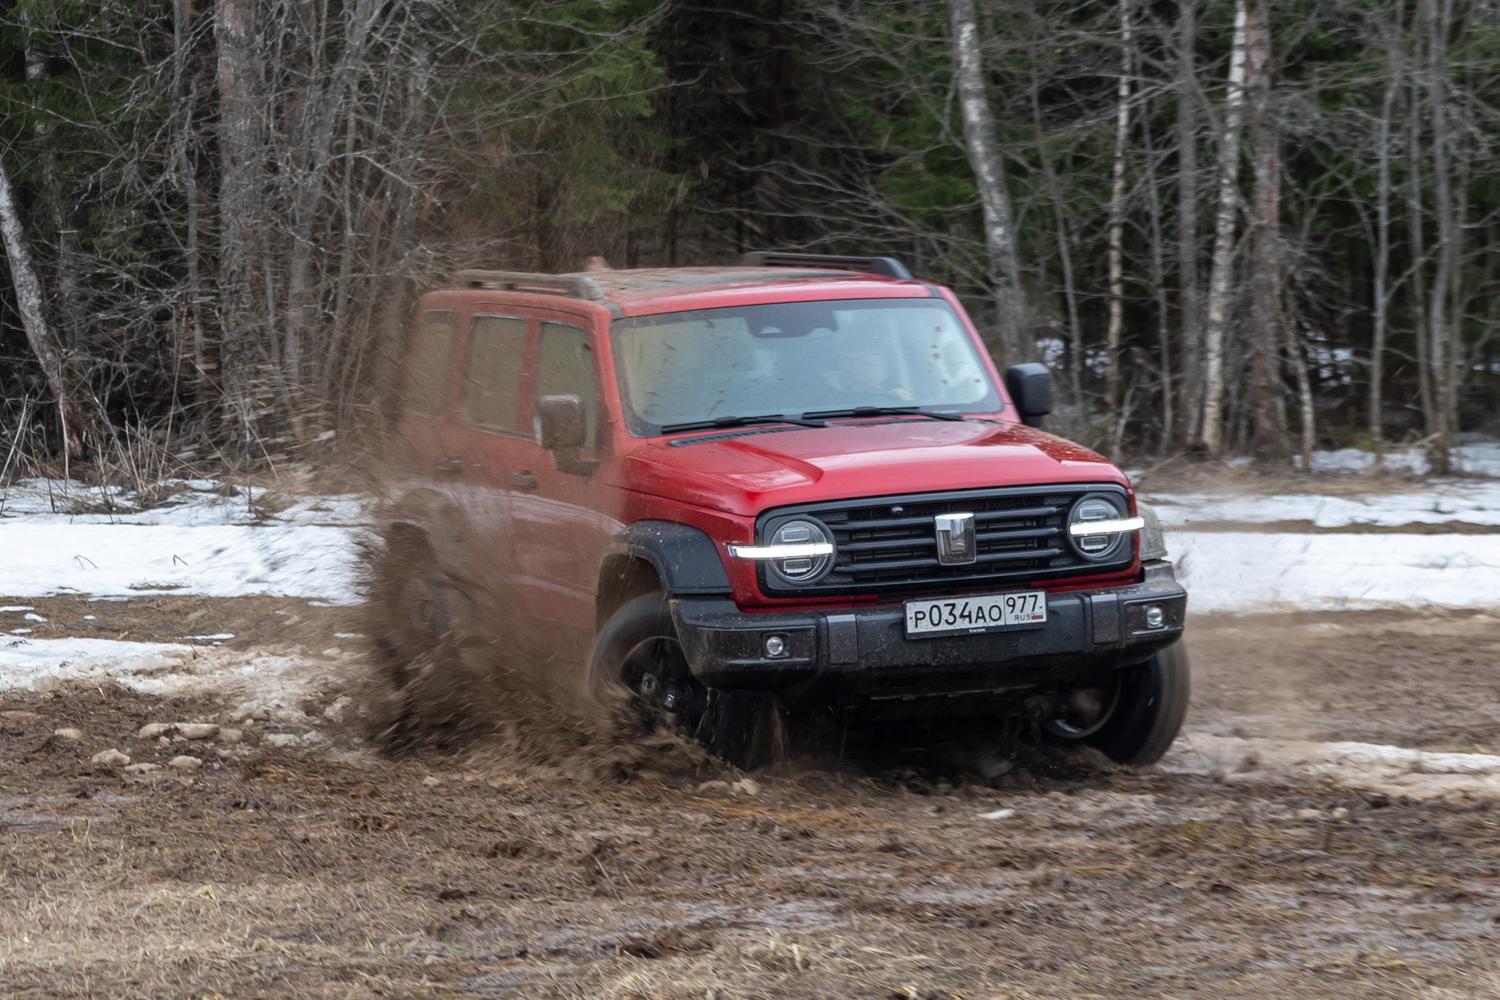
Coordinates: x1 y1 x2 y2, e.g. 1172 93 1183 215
510 471 539 492
436 457 464 475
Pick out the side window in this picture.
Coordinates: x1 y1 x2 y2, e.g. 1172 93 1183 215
403 311 456 416
461 315 528 432
536 322 601 450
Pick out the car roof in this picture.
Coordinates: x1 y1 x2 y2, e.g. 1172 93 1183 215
426 266 939 318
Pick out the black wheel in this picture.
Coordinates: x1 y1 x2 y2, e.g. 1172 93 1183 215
1046 642 1190 766
590 592 785 769
365 525 489 749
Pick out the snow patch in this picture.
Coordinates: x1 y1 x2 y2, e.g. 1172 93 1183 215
1170 531 1500 612
1166 733 1500 801
0 523 362 602
1146 481 1500 529
1295 437 1500 478
0 635 350 714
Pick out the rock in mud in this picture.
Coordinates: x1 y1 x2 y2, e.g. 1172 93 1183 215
264 733 300 748
168 755 203 771
53 728 84 742
91 749 131 768
124 763 160 775
733 778 762 797
217 727 244 744
228 703 264 723
322 696 353 723
137 722 172 740
175 723 219 741
0 710 41 722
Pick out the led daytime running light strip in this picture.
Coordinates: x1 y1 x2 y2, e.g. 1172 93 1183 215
727 542 835 560
1068 515 1144 537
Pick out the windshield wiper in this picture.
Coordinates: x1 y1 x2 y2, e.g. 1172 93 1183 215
800 406 967 423
657 413 828 434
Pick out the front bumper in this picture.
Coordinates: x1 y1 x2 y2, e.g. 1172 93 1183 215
672 561 1186 706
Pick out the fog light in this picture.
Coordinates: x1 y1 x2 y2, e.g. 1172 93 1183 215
764 634 787 658
1144 605 1165 629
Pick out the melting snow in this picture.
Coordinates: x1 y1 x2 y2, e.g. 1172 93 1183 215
1169 531 1500 613
1146 480 1500 529
1166 734 1500 801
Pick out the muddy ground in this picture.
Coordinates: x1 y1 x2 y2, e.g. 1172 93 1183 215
3 603 1499 998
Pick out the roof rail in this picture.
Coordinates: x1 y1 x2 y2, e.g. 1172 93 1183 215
453 269 606 302
741 251 913 281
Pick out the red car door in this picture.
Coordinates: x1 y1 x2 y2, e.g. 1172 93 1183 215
508 313 620 667
438 308 537 606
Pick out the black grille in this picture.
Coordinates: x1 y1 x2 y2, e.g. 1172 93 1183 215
757 485 1133 595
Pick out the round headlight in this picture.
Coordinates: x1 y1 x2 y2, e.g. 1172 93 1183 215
1069 495 1127 561
769 518 834 582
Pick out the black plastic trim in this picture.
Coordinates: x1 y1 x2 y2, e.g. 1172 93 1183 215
602 521 732 596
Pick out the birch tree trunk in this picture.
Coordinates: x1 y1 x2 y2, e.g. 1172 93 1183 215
949 0 1027 366
0 158 84 456
1175 0 1203 443
1197 0 1250 454
1105 0 1133 428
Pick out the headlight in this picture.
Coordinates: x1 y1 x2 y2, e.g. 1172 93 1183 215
1067 495 1141 562
727 518 835 584
766 518 834 582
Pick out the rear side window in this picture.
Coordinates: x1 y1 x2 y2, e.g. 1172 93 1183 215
536 322 601 449
461 315 528 432
403 311 456 416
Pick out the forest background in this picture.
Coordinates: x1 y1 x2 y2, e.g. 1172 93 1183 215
0 0 1494 473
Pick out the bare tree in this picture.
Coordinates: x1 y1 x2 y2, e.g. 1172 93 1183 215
1244 0 1284 458
949 0 1027 365
1198 0 1250 455
0 157 83 456
214 0 266 445
1104 0 1134 429
1369 12 1403 465
1422 0 1457 474
1175 0 1203 442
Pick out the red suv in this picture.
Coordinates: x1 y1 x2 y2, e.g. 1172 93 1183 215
373 253 1188 769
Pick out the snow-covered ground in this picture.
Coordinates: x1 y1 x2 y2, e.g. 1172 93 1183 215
1167 532 1500 613
0 479 364 601
1147 479 1500 529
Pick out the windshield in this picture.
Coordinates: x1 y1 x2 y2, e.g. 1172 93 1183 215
610 298 1001 435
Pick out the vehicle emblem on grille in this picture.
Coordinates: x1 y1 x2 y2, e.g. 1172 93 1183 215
934 512 977 566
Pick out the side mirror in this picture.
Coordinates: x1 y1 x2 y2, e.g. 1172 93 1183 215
1004 363 1052 429
537 394 587 450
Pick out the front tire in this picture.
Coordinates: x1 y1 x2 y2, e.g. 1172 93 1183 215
590 592 785 770
1059 643 1190 766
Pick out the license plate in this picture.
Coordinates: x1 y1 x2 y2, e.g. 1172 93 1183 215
904 590 1047 638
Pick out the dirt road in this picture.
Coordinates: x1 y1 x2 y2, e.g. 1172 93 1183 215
3 603 1499 998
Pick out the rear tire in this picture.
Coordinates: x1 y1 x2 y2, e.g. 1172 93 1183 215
1081 642 1191 766
366 525 489 750
591 592 785 770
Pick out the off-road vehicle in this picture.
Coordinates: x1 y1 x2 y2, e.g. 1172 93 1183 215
373 253 1188 768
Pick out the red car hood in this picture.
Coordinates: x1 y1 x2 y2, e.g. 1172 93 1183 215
617 418 1129 517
